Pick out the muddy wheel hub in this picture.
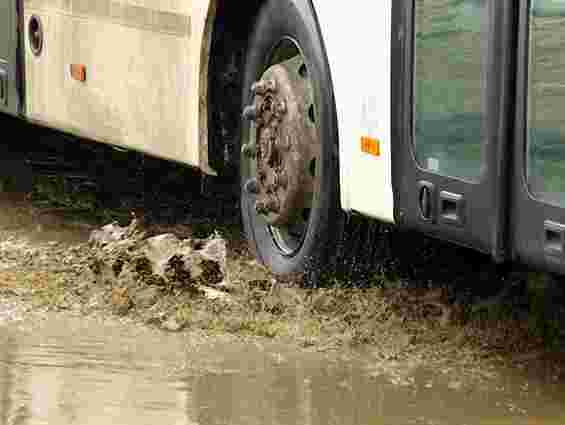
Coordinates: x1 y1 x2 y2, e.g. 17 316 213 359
242 55 318 227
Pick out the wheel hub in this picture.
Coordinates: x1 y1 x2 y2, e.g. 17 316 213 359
242 55 317 227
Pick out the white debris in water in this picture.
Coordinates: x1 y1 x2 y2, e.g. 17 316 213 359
0 297 25 322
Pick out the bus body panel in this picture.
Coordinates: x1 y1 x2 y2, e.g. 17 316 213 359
311 0 395 223
20 0 396 221
22 0 215 172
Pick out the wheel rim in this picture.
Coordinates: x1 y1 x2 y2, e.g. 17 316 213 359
242 38 320 256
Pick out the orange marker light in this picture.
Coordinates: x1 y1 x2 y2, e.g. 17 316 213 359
361 136 380 157
70 64 87 82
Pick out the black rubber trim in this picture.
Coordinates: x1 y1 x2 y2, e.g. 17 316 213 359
16 0 25 116
489 3 518 263
509 0 530 264
390 0 405 226
240 0 341 276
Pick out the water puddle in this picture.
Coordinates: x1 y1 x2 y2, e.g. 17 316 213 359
0 316 564 425
0 194 92 245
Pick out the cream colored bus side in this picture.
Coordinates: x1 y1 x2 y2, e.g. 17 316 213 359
22 1 397 225
312 0 395 223
23 0 215 174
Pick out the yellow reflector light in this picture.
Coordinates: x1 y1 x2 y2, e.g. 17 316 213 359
361 136 380 157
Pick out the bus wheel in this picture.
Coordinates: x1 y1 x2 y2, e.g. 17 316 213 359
240 0 340 279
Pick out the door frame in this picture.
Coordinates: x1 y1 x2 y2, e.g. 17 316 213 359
390 0 517 261
511 0 565 274
0 0 23 116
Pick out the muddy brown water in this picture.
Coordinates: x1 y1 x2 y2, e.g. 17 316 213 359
0 122 564 424
0 314 563 425
0 194 93 245
0 177 562 424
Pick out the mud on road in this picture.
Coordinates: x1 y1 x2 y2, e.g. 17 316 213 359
1 114 565 388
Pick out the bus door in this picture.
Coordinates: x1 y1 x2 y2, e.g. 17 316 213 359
0 0 21 116
512 1 565 274
391 0 515 259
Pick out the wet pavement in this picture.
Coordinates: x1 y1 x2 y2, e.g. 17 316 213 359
0 315 563 425
0 194 93 245
1 117 565 424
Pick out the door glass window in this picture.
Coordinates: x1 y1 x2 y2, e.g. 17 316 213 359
527 0 565 206
0 1 12 60
414 0 488 181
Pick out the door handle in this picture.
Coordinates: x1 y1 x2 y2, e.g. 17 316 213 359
544 220 565 256
438 191 465 226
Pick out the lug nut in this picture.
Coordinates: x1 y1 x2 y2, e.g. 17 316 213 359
252 79 277 95
241 143 257 158
251 81 264 95
244 178 260 195
276 100 287 115
242 104 258 121
275 171 288 189
266 79 277 92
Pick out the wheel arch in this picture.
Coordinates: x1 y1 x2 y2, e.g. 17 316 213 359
203 0 340 179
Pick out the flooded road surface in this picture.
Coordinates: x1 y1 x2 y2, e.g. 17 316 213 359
3 115 565 425
0 316 563 425
0 194 93 246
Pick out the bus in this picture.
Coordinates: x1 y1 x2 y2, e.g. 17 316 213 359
2 0 565 278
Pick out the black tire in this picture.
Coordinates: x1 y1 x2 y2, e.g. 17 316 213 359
240 0 341 278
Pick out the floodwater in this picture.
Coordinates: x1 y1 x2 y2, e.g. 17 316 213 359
0 315 564 425
0 194 93 245
0 121 564 424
